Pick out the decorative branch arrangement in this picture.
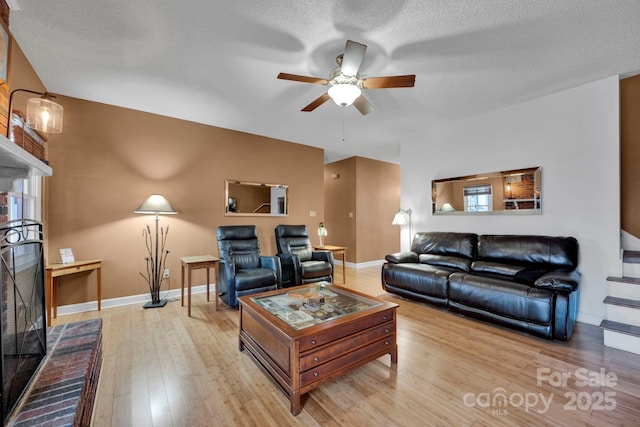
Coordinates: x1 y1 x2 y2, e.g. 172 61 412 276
139 223 170 305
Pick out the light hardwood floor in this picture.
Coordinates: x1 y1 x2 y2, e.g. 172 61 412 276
54 266 640 426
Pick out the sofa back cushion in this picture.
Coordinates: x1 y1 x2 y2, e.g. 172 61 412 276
477 235 578 270
419 254 472 272
411 232 478 260
216 225 261 269
274 224 313 262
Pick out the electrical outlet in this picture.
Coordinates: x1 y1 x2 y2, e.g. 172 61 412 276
163 268 170 279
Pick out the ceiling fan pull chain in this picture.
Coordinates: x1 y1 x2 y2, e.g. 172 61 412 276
342 110 346 142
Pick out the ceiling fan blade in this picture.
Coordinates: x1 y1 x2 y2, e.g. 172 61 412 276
340 40 367 77
361 75 416 89
353 95 375 116
302 93 331 112
277 73 328 85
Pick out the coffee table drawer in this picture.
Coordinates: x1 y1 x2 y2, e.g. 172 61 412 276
300 321 394 371
299 335 395 387
299 308 394 352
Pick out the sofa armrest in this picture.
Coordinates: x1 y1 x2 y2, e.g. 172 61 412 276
312 250 334 266
385 251 419 264
276 253 301 287
534 270 581 292
260 256 282 287
218 259 235 294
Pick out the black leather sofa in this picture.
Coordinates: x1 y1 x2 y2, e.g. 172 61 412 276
382 232 580 340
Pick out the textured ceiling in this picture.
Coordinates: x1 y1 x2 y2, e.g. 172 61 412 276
8 1 640 163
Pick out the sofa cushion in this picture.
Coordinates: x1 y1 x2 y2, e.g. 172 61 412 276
535 271 581 292
411 232 477 260
471 261 525 277
470 262 548 285
382 263 451 299
448 272 554 324
300 260 332 279
290 245 312 262
385 252 419 264
229 249 260 270
420 254 471 272
477 235 578 269
235 268 277 291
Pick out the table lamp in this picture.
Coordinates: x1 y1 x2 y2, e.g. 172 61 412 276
317 222 328 247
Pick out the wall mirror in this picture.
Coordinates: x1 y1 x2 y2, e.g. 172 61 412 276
432 167 542 215
225 180 288 216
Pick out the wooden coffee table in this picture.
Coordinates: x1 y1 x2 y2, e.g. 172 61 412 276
238 283 398 415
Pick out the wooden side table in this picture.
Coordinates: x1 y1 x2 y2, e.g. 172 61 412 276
313 245 347 284
180 255 220 316
45 259 102 326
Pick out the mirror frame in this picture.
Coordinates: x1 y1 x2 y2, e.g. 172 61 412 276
225 180 288 216
432 167 542 215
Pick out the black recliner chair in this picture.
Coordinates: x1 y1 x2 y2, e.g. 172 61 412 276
216 225 281 308
274 224 333 287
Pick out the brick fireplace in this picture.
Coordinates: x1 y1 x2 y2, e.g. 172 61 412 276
0 128 102 426
0 219 46 423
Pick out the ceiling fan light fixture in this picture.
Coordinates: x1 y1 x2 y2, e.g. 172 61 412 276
328 83 361 107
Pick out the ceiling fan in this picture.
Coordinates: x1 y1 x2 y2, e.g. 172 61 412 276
277 40 415 115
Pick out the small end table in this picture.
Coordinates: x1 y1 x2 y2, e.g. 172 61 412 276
45 259 102 326
313 245 347 284
180 255 220 316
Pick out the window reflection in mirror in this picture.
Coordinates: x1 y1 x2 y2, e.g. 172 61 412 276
225 180 288 216
432 167 541 215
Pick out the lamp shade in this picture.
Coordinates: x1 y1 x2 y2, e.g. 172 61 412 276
26 96 63 134
392 211 407 226
134 194 177 214
317 222 328 237
440 203 455 212
328 83 361 106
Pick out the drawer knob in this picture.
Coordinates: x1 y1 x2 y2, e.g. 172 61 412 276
382 315 387 321
313 371 319 377
385 341 389 345
313 357 319 362
311 339 316 345
384 329 389 333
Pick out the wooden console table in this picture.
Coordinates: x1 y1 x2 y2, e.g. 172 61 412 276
45 259 102 326
180 255 220 316
313 245 347 284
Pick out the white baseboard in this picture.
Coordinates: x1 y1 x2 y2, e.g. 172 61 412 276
604 330 640 354
333 259 384 269
576 312 601 326
55 284 210 317
58 261 385 316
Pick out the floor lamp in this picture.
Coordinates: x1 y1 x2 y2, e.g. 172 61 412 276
6 89 64 137
135 194 177 308
392 208 413 245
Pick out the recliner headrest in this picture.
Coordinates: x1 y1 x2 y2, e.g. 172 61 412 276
217 225 258 241
275 224 309 239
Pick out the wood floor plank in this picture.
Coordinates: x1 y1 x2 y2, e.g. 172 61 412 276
50 265 640 426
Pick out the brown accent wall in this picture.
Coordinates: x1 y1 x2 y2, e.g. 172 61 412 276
9 35 325 306
3 40 47 236
324 158 357 259
621 75 640 239
42 97 324 306
324 157 400 263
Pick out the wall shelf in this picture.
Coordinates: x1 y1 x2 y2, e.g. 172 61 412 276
0 134 52 192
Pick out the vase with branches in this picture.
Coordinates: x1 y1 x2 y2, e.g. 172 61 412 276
140 223 170 307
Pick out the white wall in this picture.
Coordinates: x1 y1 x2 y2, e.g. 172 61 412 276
400 76 620 325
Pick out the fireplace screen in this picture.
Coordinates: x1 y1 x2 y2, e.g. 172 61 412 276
0 220 47 423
